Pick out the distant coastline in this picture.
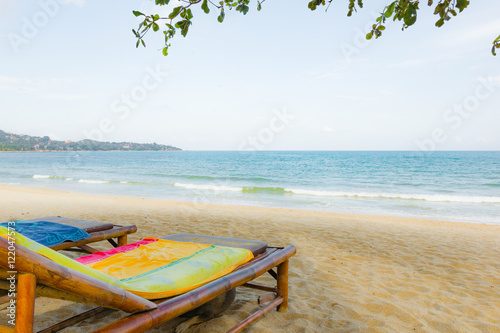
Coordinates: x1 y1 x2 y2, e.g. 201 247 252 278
0 150 185 153
0 129 181 152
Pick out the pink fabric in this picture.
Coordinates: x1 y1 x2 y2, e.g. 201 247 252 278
76 238 158 265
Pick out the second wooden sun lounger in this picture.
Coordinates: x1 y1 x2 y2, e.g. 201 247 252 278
0 231 296 333
25 216 137 253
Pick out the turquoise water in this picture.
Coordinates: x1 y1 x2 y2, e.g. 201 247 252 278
0 151 499 224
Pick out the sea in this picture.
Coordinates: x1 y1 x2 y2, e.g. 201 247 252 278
0 151 499 225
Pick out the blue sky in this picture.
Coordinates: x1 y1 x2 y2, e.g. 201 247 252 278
0 0 499 150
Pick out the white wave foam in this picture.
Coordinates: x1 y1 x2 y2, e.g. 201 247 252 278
78 179 110 184
119 181 129 184
284 188 500 204
173 183 242 192
33 175 51 179
65 178 74 181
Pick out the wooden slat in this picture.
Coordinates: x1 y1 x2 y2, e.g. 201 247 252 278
0 295 11 304
77 244 99 254
267 269 278 280
234 248 279 272
37 307 112 333
93 245 296 333
227 297 284 333
0 280 110 308
258 292 277 305
0 324 15 333
241 283 276 293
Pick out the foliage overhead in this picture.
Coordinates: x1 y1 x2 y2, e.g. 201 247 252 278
132 0 499 56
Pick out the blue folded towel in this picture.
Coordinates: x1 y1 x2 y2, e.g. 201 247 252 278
0 221 90 247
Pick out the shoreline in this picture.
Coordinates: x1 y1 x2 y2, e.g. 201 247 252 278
0 184 496 228
1 185 499 332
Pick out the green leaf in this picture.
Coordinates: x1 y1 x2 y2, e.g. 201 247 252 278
427 0 433 5
185 8 193 20
152 23 159 32
366 32 373 40
153 14 160 20
378 25 385 31
162 47 168 56
404 4 417 26
257 1 262 11
456 0 470 12
132 29 138 37
492 45 496 56
218 10 225 22
181 21 190 37
155 0 170 5
434 3 442 15
202 0 210 13
385 2 395 17
133 10 144 17
435 18 444 27
136 40 140 48
141 40 146 47
169 6 182 19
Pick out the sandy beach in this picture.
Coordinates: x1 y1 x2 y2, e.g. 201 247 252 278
0 185 499 332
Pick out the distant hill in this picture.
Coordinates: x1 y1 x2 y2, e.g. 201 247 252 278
0 130 181 152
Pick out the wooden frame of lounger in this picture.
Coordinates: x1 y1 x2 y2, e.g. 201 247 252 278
25 217 138 254
0 236 296 333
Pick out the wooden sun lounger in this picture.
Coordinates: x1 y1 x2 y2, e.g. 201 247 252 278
0 233 296 333
25 216 137 253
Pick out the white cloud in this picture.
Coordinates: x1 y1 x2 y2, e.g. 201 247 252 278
312 71 344 81
487 75 500 82
452 19 500 44
334 95 378 102
0 76 48 93
38 93 88 101
322 126 337 133
62 0 86 7
0 0 17 19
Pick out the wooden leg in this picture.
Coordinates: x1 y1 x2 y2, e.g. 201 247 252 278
15 273 36 333
117 235 128 247
276 259 289 312
77 244 99 254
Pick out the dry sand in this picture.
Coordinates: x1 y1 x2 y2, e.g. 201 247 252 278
0 185 499 332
